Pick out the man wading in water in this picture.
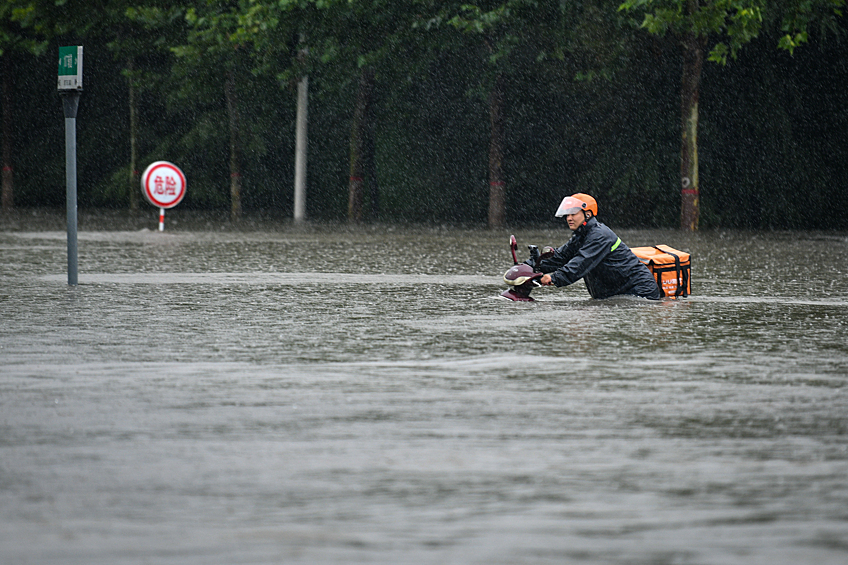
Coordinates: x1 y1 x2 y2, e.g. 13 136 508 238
533 193 661 300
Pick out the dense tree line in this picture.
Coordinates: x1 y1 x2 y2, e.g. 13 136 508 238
1 0 845 229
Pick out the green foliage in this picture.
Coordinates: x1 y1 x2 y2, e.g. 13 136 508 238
2 0 846 228
1 0 63 57
618 0 768 63
698 33 848 228
619 0 845 63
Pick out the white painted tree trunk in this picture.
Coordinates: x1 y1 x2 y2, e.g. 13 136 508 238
294 75 308 222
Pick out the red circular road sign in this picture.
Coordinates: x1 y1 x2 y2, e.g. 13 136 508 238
141 161 186 209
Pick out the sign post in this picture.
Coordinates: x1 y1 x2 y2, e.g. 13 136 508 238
58 46 83 286
141 161 186 230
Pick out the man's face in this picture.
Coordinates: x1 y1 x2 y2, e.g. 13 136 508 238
565 210 586 230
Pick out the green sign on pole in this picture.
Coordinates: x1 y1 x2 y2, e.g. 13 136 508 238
58 46 83 91
59 46 83 285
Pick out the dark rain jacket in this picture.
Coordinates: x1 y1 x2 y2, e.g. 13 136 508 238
533 217 660 300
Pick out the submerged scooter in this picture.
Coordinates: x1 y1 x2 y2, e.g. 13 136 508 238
499 235 554 301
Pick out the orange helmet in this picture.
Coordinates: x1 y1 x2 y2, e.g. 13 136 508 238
555 193 598 218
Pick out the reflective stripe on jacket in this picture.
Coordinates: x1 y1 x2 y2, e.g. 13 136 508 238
537 217 660 299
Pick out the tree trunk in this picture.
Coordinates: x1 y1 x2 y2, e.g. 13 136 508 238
294 39 308 222
225 69 243 221
488 74 506 228
679 30 706 231
293 74 308 221
366 87 379 221
2 54 14 210
128 56 139 211
348 67 375 223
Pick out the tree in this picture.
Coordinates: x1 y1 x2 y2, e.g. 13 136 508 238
110 2 186 211
306 0 424 223
234 0 316 221
239 0 439 223
175 0 253 220
4 0 148 211
0 1 51 210
446 3 511 228
619 0 846 230
348 65 376 222
445 1 584 228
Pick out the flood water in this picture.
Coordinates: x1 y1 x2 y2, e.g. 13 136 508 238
2 210 847 564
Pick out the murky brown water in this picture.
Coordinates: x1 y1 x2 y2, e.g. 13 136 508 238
2 211 847 564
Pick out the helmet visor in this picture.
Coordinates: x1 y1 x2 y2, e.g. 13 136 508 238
555 196 586 217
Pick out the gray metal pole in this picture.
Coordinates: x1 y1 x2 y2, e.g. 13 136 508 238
63 93 80 286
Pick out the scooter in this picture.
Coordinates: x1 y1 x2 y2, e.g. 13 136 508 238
499 235 554 301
